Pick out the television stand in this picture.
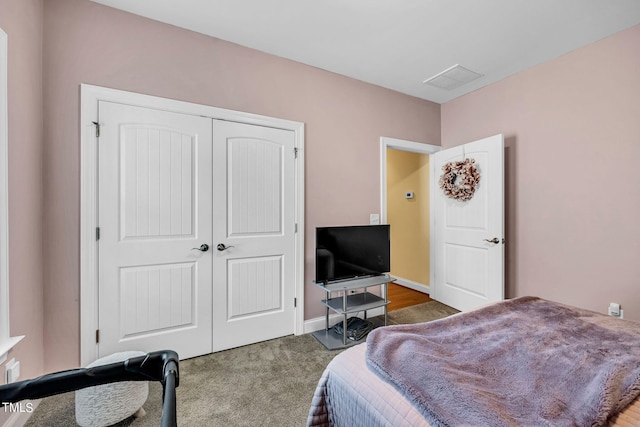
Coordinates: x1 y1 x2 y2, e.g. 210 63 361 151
311 274 394 350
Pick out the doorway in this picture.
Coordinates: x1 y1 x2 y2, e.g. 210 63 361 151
381 135 505 313
380 137 440 310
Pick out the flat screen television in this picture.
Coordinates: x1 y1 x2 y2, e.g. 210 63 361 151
315 224 390 283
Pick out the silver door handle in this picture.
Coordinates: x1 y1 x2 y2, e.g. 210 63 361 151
191 244 209 252
483 238 500 244
217 243 234 251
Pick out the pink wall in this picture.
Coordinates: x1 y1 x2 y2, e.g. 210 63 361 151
41 0 440 370
3 0 638 381
0 0 45 383
442 24 640 319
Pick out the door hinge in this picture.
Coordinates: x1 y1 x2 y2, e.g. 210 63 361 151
92 121 100 138
96 227 100 241
294 298 297 308
95 329 100 343
294 223 298 233
294 147 298 158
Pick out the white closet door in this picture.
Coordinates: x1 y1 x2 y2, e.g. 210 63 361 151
211 120 296 352
98 101 213 359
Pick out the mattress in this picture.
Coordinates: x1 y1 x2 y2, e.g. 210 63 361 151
307 342 640 427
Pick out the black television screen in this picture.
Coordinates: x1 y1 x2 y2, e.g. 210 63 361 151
315 225 390 283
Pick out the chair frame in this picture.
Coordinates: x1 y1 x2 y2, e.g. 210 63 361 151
0 350 179 427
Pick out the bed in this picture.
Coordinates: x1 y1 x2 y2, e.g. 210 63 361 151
307 297 640 427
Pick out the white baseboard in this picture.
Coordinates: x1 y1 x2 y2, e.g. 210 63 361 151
303 307 386 334
391 277 430 294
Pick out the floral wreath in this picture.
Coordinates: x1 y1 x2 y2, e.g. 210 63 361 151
438 158 480 201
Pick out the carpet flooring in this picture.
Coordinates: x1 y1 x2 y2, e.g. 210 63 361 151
24 300 458 426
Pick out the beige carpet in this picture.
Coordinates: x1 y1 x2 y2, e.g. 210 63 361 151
24 300 457 426
388 300 459 325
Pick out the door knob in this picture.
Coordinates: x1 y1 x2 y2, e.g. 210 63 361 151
483 238 500 244
217 243 234 251
191 244 209 252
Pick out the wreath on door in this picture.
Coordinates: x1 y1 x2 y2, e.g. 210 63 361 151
438 158 480 201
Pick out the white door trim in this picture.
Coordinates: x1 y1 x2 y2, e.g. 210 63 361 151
80 84 305 365
0 28 24 361
379 137 440 293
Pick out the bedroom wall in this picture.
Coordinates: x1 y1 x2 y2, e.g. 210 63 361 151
0 0 45 388
441 24 640 320
386 149 430 285
41 0 441 371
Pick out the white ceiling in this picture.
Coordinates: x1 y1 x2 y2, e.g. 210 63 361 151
90 0 640 104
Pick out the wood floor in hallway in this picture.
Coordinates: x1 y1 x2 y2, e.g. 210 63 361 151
387 283 431 311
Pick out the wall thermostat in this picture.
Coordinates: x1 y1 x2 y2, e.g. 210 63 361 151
405 192 414 199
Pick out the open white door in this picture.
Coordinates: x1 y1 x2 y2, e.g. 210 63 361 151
431 134 504 311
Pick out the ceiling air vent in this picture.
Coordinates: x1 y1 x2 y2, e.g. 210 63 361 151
423 64 483 90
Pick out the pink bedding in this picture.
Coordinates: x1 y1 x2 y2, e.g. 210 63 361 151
308 343 431 427
366 297 640 426
307 300 640 427
308 342 640 427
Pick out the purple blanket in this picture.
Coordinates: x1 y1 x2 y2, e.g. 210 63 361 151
366 297 640 427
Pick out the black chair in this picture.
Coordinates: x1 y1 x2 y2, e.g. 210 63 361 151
0 350 179 427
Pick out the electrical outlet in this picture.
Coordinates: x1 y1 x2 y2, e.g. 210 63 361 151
608 303 624 319
608 302 620 316
5 358 20 383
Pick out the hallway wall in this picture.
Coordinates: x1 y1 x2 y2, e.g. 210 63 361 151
386 149 430 285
